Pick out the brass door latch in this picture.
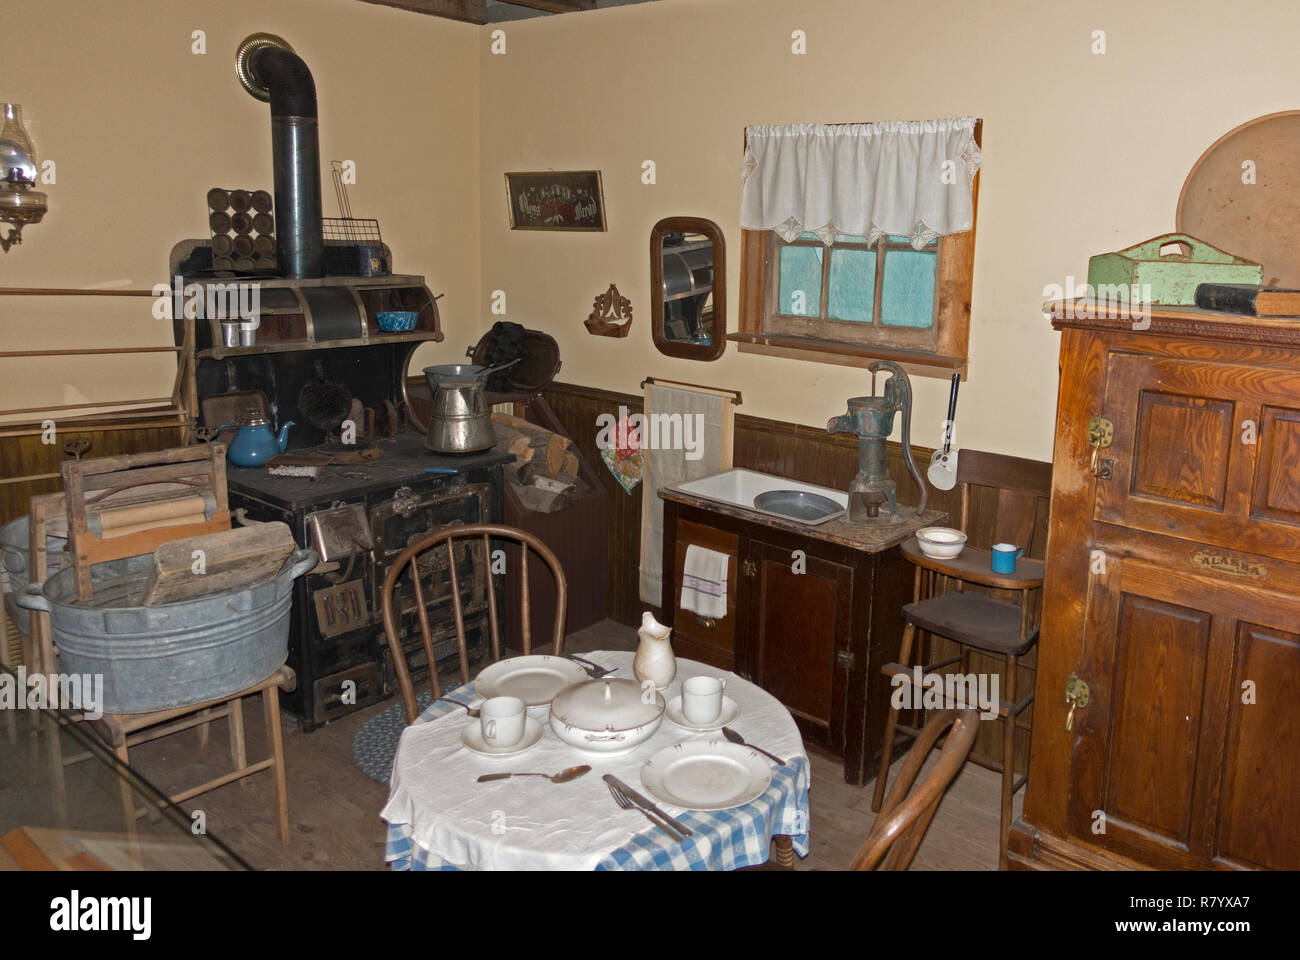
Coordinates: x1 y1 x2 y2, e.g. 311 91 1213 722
1087 417 1113 479
741 559 757 578
1065 673 1090 731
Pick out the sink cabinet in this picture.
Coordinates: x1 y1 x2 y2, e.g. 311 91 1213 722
661 490 941 785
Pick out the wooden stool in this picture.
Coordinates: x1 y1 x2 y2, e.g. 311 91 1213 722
91 666 295 845
871 450 1050 870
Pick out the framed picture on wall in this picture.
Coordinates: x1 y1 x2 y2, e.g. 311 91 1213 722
504 171 607 232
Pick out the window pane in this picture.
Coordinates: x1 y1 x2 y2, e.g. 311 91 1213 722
885 234 939 248
778 245 822 316
880 248 936 327
828 247 875 323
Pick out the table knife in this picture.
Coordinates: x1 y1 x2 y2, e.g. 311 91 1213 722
602 775 692 837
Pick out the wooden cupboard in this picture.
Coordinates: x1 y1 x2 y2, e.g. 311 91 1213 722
1009 303 1300 871
661 488 941 785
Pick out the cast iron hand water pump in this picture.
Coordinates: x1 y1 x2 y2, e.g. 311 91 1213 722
827 360 928 523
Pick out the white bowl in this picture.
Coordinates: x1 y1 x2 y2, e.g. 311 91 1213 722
915 526 967 559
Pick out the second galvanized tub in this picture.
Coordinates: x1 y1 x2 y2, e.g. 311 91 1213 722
1 515 70 636
17 548 316 714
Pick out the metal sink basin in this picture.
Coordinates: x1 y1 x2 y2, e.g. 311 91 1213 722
669 469 848 525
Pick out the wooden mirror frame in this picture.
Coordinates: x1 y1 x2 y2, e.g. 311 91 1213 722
650 216 726 361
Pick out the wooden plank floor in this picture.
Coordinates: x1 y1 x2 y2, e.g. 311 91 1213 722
124 620 1022 871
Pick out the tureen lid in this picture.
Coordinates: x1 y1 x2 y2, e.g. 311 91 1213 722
550 677 665 732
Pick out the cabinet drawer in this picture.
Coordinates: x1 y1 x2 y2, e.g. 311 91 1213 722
671 519 737 669
1095 353 1300 561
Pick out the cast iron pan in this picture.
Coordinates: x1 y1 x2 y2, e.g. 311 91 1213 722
297 359 352 434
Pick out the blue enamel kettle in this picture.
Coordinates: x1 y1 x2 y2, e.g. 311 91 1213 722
219 412 295 467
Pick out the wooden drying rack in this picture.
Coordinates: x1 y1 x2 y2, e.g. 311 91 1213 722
0 287 192 489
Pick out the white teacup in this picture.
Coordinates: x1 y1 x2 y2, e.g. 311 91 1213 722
480 696 526 747
682 675 726 724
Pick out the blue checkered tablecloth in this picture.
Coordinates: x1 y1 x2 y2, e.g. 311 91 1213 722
382 652 810 871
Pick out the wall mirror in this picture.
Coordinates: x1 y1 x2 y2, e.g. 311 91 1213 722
650 216 726 361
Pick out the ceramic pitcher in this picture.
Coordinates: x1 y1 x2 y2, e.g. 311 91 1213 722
634 611 676 690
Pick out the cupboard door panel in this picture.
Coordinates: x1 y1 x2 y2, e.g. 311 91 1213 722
1251 406 1300 525
1104 594 1212 843
1216 621 1300 869
1130 392 1233 508
747 539 851 751
670 518 738 669
1096 354 1300 561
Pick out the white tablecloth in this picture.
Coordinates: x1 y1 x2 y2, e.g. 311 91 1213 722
381 651 810 871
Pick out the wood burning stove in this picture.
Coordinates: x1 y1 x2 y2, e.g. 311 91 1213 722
167 32 508 730
222 435 507 730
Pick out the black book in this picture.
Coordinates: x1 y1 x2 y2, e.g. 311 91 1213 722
1194 283 1300 317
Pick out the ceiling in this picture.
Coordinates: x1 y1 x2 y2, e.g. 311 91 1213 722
355 0 660 24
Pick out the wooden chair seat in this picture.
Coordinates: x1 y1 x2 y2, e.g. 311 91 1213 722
902 591 1038 657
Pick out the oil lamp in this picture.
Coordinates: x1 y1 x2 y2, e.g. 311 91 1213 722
0 103 48 252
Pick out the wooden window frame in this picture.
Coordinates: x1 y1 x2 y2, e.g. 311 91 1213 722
729 119 980 380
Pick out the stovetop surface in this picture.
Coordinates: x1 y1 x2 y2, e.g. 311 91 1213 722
225 430 510 511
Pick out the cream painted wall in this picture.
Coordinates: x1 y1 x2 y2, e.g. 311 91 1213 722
0 0 478 422
7 0 1300 459
477 0 1300 461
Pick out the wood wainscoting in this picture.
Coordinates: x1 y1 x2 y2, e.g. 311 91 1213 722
0 421 188 527
535 380 1049 775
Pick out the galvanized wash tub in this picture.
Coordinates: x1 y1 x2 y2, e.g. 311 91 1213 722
16 548 316 714
1 516 70 636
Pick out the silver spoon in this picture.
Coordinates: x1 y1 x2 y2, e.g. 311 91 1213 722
477 764 592 784
722 727 787 766
437 697 480 717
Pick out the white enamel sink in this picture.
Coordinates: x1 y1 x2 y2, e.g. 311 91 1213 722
669 468 848 525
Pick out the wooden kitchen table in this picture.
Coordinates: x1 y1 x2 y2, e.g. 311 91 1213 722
381 651 810 870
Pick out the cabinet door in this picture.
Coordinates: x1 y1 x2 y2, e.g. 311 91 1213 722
670 518 738 670
744 538 852 754
1069 556 1300 869
1095 353 1300 562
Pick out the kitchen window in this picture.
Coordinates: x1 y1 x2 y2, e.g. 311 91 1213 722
732 119 981 378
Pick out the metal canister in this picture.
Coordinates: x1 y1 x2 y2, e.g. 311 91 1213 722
425 375 494 454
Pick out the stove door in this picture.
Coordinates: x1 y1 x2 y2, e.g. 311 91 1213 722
370 481 492 623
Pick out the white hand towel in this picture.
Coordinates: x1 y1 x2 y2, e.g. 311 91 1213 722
680 544 729 619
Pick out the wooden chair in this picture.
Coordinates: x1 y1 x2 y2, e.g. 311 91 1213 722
873 449 1051 870
853 709 979 870
381 523 567 725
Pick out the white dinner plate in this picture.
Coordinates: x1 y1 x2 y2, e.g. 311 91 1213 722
474 656 589 706
664 694 741 732
640 740 773 811
460 716 545 757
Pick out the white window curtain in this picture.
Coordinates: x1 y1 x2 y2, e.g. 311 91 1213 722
739 118 982 249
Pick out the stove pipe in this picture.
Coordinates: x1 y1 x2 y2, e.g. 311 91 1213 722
246 43 324 279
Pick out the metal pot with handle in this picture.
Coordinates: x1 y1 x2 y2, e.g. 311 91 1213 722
421 359 519 454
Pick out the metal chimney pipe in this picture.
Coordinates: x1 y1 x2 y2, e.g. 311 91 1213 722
237 35 324 279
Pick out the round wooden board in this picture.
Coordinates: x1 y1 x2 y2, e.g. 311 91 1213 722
1177 110 1300 288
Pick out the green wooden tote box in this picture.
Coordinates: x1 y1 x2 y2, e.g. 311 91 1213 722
1087 233 1261 306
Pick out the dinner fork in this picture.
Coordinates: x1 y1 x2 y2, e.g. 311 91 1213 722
605 779 685 842
563 654 614 678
